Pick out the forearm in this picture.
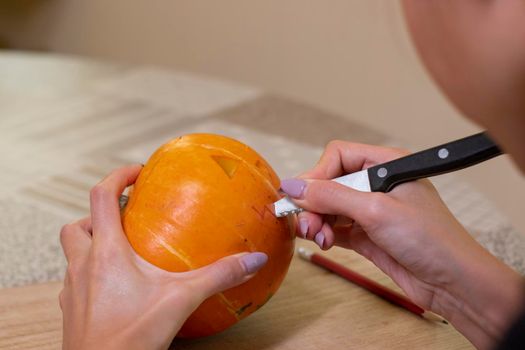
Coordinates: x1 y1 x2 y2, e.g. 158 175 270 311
440 246 525 349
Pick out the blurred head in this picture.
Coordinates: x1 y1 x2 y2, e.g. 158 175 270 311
402 0 525 170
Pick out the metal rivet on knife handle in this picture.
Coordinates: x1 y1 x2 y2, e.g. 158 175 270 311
438 148 449 159
377 167 388 178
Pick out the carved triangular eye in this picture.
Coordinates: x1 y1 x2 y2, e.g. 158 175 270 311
211 155 240 178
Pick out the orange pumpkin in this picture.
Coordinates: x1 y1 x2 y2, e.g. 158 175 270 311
121 133 295 338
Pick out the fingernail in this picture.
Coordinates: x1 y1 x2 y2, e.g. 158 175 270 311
280 178 307 198
314 232 325 249
299 218 309 238
240 252 268 274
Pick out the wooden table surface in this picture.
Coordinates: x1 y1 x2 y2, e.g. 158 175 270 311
3 49 509 349
0 241 473 349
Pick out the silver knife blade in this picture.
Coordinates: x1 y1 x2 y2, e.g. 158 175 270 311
273 169 371 217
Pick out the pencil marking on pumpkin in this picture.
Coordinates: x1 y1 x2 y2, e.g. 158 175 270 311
235 221 246 228
251 204 277 221
217 293 241 321
237 234 256 251
236 302 253 316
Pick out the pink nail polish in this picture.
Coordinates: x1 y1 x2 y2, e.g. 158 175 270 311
240 252 268 274
280 178 307 198
299 218 309 238
314 232 325 249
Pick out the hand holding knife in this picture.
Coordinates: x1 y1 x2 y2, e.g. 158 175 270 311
273 132 502 217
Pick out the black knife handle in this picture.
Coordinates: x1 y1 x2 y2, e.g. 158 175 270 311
367 132 502 193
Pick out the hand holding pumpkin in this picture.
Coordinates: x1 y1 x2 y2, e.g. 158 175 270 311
121 134 295 337
59 165 267 350
281 141 524 350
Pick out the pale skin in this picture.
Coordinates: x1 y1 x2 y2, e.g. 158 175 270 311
59 165 268 350
60 1 525 349
284 1 525 349
286 143 523 350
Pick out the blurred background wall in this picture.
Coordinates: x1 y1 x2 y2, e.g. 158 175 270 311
1 0 524 232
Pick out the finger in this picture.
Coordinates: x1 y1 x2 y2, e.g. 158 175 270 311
185 252 268 299
334 215 354 227
90 164 142 241
332 225 353 249
296 211 322 239
300 141 408 180
76 217 93 235
311 221 335 250
286 179 395 230
344 228 404 281
299 219 358 251
320 222 383 262
60 219 92 264
298 212 351 243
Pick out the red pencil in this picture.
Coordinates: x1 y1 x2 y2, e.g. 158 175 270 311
298 247 447 324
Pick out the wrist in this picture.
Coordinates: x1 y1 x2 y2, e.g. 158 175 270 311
443 246 524 348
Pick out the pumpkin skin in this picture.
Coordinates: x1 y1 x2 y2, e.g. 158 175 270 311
121 133 295 338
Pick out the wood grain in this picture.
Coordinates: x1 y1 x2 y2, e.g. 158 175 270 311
0 282 62 349
0 241 473 349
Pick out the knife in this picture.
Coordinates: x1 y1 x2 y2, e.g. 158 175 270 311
273 132 502 217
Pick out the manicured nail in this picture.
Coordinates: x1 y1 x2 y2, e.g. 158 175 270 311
314 232 325 249
240 252 268 274
280 178 307 198
299 218 309 238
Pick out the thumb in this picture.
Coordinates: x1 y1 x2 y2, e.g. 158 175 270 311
187 252 268 298
280 178 389 225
